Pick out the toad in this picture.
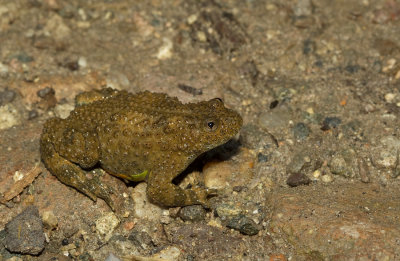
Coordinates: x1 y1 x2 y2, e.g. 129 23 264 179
40 88 242 209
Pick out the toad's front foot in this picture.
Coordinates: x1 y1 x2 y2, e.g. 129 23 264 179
146 173 217 207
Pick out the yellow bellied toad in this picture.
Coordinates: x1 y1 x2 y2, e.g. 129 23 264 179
40 88 242 209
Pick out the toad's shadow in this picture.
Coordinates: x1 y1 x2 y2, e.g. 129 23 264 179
173 138 242 185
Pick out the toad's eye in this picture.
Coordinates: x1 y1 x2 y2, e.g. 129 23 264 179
207 121 215 129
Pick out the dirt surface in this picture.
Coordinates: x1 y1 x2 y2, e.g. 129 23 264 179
1 0 400 260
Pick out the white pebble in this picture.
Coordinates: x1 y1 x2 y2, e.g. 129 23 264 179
384 93 396 103
78 57 87 68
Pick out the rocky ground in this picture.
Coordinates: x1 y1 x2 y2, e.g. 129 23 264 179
1 0 400 260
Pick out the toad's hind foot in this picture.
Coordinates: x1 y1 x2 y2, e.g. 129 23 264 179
40 139 116 210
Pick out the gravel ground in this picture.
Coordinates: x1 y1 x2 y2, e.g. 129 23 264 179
1 0 400 260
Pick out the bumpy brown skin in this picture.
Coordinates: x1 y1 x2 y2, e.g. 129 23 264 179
40 88 242 210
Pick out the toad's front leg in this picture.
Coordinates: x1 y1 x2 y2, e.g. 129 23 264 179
146 169 214 207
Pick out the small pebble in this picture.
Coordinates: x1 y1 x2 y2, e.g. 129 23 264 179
130 183 163 221
215 204 242 221
187 14 198 24
105 253 121 261
270 100 279 109
157 38 173 60
60 242 76 252
95 212 120 241
358 158 370 183
152 246 182 260
177 83 203 96
0 62 9 75
53 103 74 119
294 0 313 16
375 150 398 168
370 136 400 171
364 104 375 113
345 64 360 73
303 39 316 55
28 110 39 120
78 56 87 68
0 104 22 130
42 210 58 230
321 117 342 131
0 88 16 105
306 107 314 114
123 221 135 231
328 156 352 177
321 174 333 183
196 31 207 42
233 186 246 192
64 60 79 71
286 172 311 187
286 153 315 174
257 152 268 162
106 71 131 89
128 230 154 250
61 238 69 246
37 86 55 98
179 205 206 222
312 169 321 179
12 53 34 63
292 122 310 140
384 93 396 103
226 215 260 236
5 206 45 255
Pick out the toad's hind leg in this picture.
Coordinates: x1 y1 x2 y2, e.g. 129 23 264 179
40 126 115 210
146 169 213 207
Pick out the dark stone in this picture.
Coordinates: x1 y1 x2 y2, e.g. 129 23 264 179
269 100 279 109
345 64 360 73
226 215 260 236
28 110 39 120
303 39 316 55
0 88 16 105
186 255 195 261
292 122 310 140
286 172 311 187
64 61 79 71
12 53 34 63
61 238 69 246
5 205 45 255
37 86 55 98
177 84 203 96
321 117 342 131
78 252 94 261
257 153 268 163
179 205 206 222
232 186 246 192
128 231 154 249
314 60 323 68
